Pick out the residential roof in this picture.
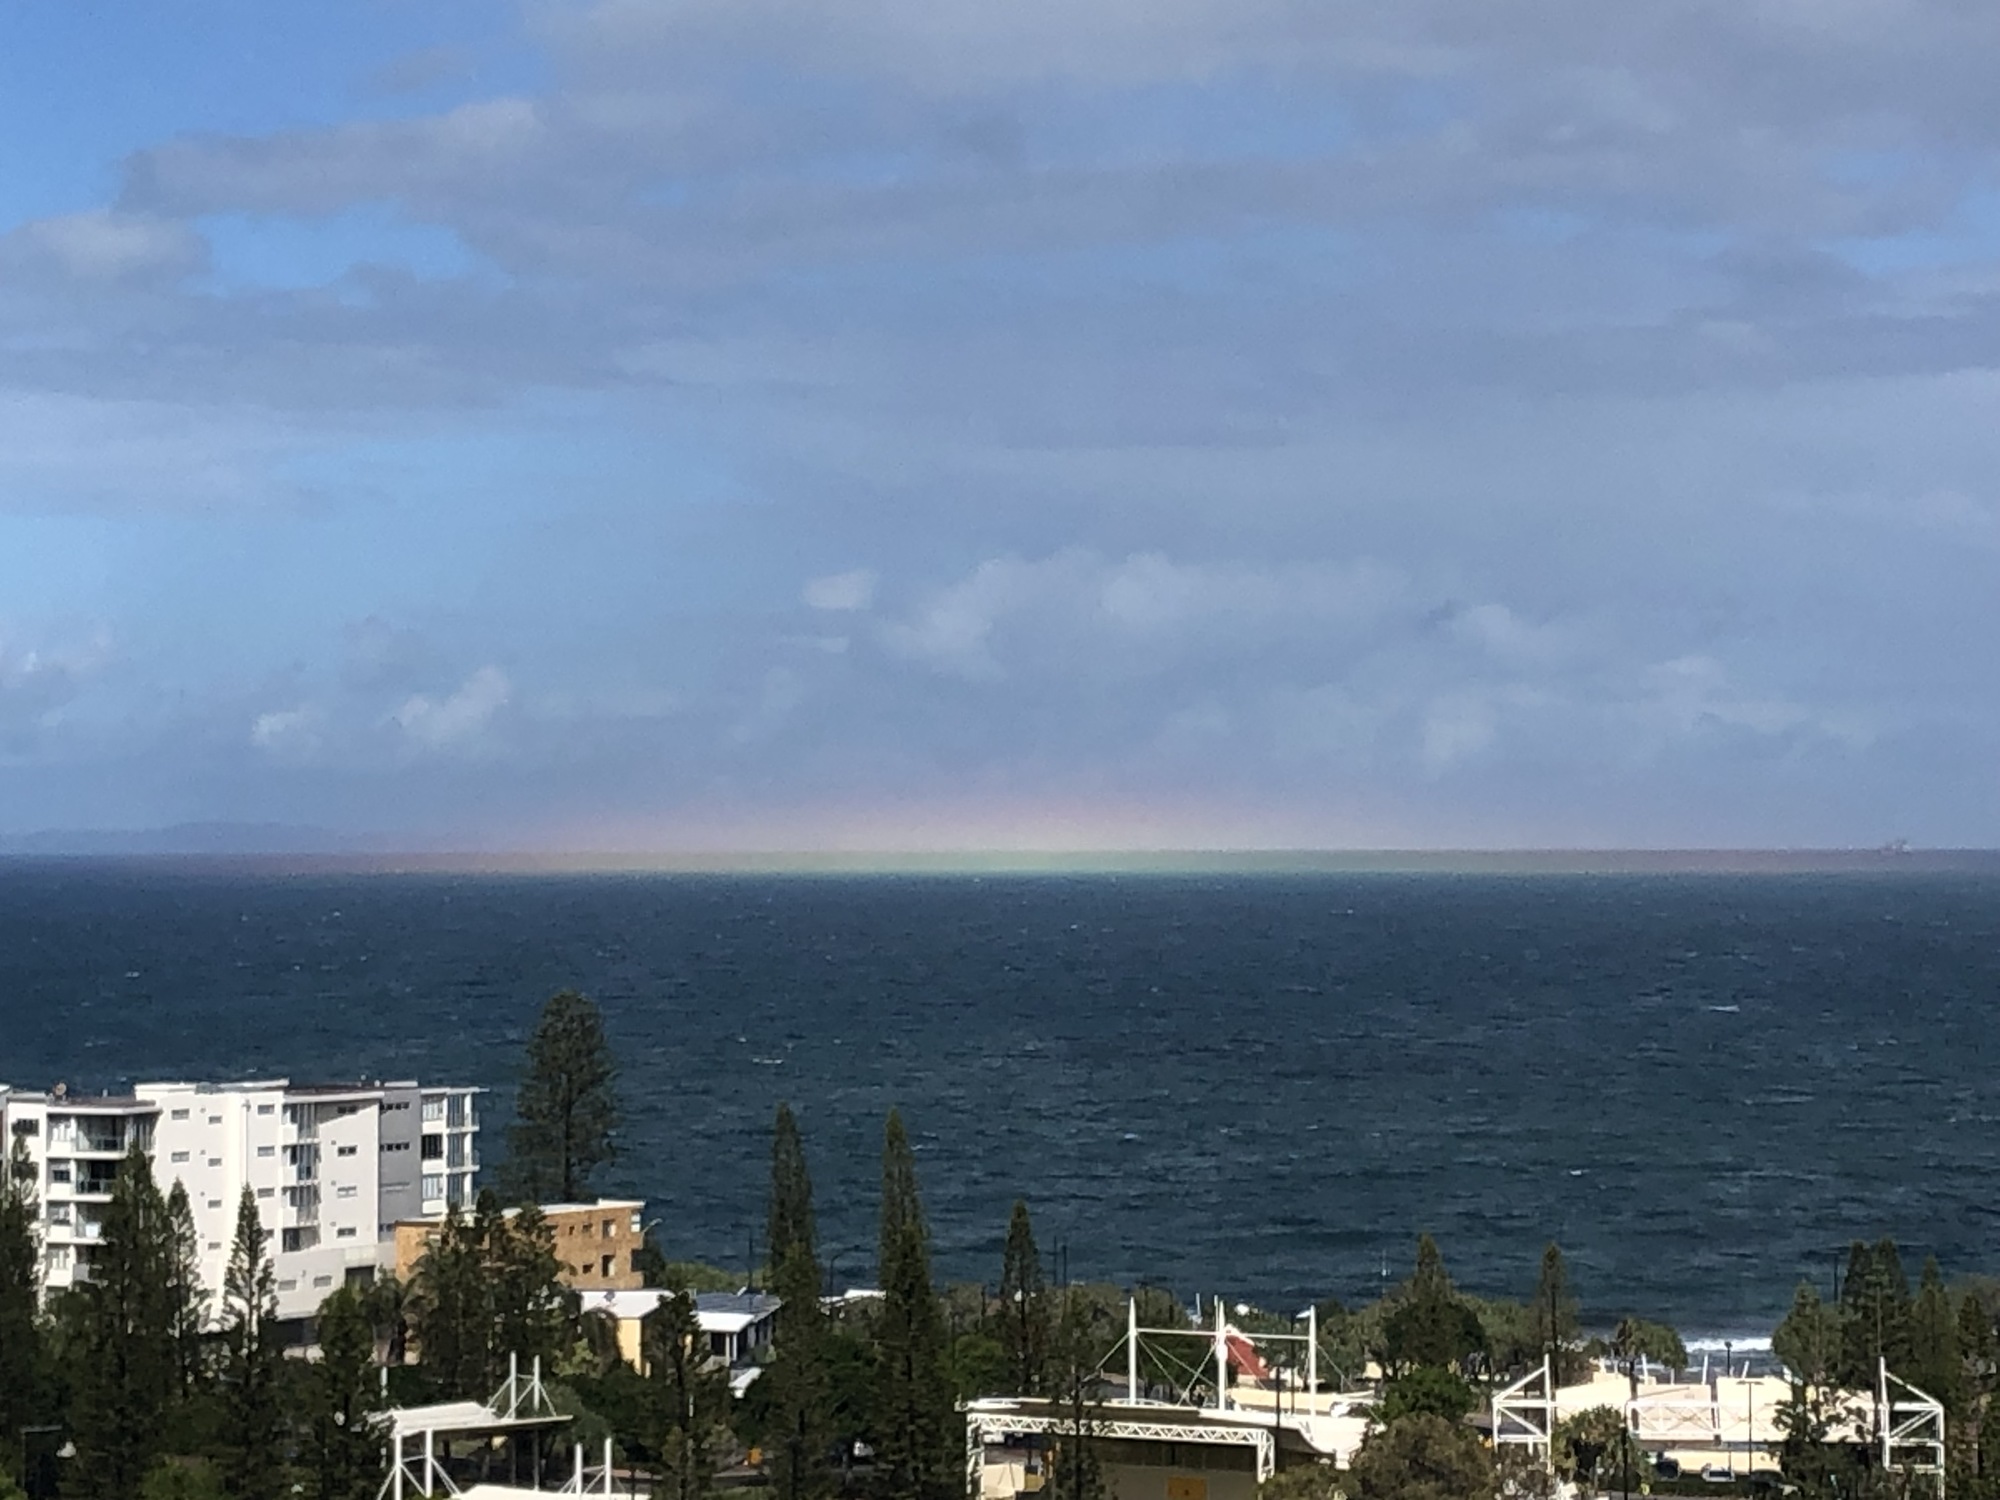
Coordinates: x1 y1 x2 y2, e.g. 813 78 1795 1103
578 1288 783 1334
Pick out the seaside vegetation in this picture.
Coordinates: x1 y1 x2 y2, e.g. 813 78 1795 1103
4 994 2000 1498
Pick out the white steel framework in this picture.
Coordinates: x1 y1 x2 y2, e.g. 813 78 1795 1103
1490 1358 1555 1464
1878 1359 1945 1495
964 1405 1278 1497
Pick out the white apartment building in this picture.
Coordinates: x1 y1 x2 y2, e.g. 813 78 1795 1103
0 1077 480 1322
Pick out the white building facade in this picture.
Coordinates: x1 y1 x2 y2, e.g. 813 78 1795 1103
0 1077 480 1322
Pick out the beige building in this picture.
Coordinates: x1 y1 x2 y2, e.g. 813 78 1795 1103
393 1199 646 1292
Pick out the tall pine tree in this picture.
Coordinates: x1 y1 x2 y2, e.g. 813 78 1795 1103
505 989 619 1203
1838 1239 1914 1387
874 1111 954 1500
1774 1282 1841 1386
998 1201 1049 1398
67 1142 177 1500
305 1286 383 1500
163 1181 208 1403
1046 1288 1110 1500
1531 1243 1581 1382
0 1137 42 1482
764 1105 831 1500
643 1285 730 1500
217 1186 285 1500
1908 1257 1962 1413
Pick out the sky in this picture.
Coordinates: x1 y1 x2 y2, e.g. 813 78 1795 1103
4 0 2000 853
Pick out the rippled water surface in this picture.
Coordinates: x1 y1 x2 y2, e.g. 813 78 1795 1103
3 865 1997 1335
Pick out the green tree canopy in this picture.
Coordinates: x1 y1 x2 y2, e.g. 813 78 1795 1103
1377 1366 1476 1426
1907 1257 1962 1412
1377 1236 1487 1376
1774 1282 1841 1386
410 1191 576 1398
1838 1239 1913 1387
506 988 620 1203
1348 1412 1493 1500
67 1141 177 1499
306 1286 384 1500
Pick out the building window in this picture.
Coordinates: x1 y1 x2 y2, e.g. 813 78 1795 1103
337 1226 357 1238
336 1185 357 1199
278 1278 296 1292
422 1098 444 1124
170 1109 189 1121
170 1151 190 1164
256 1188 274 1199
421 1174 444 1201
207 1241 221 1251
257 1146 275 1158
257 1104 275 1115
207 1199 222 1210
314 1275 333 1288
11 1118 38 1137
49 1165 70 1184
601 1255 614 1278
207 1116 222 1126
282 1227 320 1252
337 1144 357 1157
420 1135 443 1160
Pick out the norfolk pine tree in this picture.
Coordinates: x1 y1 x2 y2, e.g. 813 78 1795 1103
1532 1243 1582 1383
764 1105 832 1500
1909 1257 1963 1414
305 1286 384 1500
67 1141 178 1500
874 1110 955 1500
164 1181 209 1403
0 1138 42 1480
998 1201 1049 1397
643 1285 731 1500
217 1185 286 1500
506 989 619 1203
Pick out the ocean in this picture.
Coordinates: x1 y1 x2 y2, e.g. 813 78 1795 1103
3 862 1997 1342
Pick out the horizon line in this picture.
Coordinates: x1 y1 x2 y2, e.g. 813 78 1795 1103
2 844 1995 875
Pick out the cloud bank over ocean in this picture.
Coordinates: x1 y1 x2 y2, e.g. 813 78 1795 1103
4 1 2000 850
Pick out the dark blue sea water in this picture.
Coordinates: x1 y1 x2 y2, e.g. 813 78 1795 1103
3 864 1998 1340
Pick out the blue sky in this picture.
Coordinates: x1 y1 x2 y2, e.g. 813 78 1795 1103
5 0 2000 852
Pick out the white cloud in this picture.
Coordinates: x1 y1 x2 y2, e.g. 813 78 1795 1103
391 665 512 750
803 570 877 611
2 210 203 283
250 706 321 755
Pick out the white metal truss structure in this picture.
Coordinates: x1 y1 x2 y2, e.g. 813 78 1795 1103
1625 1381 1727 1450
1099 1295 1322 1410
964 1403 1278 1497
1878 1359 1945 1495
379 1355 577 1500
1490 1358 1555 1464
